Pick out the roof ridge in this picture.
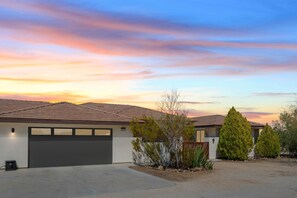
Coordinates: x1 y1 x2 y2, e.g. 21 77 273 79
78 104 132 119
0 102 59 116
0 98 49 104
82 102 132 107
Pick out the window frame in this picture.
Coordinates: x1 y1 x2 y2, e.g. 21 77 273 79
29 127 112 137
94 129 112 136
75 128 93 136
29 127 52 136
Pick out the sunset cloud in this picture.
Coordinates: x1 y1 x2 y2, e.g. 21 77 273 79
0 91 89 103
0 0 295 125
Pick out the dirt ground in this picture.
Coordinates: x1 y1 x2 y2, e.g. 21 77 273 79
130 165 211 182
116 158 297 198
130 157 297 182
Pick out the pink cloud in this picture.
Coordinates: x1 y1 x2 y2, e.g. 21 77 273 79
0 92 89 103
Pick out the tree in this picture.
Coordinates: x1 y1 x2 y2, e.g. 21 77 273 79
130 116 165 142
217 107 253 160
273 101 297 156
131 90 195 169
255 124 280 158
156 90 195 168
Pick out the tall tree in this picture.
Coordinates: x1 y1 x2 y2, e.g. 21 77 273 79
217 107 253 160
273 101 297 156
255 124 280 158
157 90 194 168
131 90 195 169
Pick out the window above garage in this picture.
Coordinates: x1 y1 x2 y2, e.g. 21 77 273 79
75 129 92 136
29 127 112 136
95 129 111 136
54 128 73 135
31 128 51 135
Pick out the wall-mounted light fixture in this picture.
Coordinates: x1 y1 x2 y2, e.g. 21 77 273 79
212 138 215 144
121 127 126 131
11 128 15 133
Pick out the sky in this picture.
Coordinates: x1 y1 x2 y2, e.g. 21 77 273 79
0 0 297 124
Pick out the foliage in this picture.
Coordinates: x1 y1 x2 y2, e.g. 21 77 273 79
132 142 171 168
255 124 280 158
157 90 195 168
181 147 213 170
131 90 196 169
273 102 297 156
130 116 166 142
217 107 253 160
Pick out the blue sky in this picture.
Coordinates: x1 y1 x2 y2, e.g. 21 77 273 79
0 0 296 123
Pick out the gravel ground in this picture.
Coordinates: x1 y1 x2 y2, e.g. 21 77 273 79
101 158 297 198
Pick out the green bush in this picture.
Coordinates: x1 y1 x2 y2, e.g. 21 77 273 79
273 103 297 156
255 124 280 158
181 147 213 170
217 107 253 160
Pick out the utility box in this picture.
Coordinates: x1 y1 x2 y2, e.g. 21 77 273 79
5 160 17 171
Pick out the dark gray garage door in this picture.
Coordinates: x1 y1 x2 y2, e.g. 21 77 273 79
29 127 112 168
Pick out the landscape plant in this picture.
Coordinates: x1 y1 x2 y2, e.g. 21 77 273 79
217 107 253 160
255 124 280 158
181 147 213 170
131 90 213 170
273 101 297 156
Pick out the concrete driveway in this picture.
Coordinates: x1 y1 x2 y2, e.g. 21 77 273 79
1 159 296 198
0 164 174 198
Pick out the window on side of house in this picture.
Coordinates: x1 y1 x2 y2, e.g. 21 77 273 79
31 128 51 135
94 129 111 136
196 130 205 143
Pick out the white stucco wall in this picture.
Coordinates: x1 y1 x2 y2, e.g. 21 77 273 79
113 126 135 163
0 122 134 168
205 137 219 160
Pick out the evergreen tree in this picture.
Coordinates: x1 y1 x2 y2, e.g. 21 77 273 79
255 124 280 158
217 107 253 160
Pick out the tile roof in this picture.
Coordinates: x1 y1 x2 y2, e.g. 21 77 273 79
0 98 49 114
81 103 164 119
0 101 131 123
191 114 264 127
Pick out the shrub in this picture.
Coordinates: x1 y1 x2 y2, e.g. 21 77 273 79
255 124 280 158
217 107 253 160
273 102 297 157
132 141 171 168
181 147 213 170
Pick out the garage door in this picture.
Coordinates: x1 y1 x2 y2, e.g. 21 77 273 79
29 127 112 168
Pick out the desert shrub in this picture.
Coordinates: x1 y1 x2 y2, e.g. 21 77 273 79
181 147 195 169
255 124 280 158
181 147 213 170
217 107 253 160
132 141 171 168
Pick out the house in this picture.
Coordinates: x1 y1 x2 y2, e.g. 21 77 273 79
0 99 162 168
0 98 265 168
191 115 265 159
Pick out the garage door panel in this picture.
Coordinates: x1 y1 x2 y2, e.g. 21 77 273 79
29 136 112 168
